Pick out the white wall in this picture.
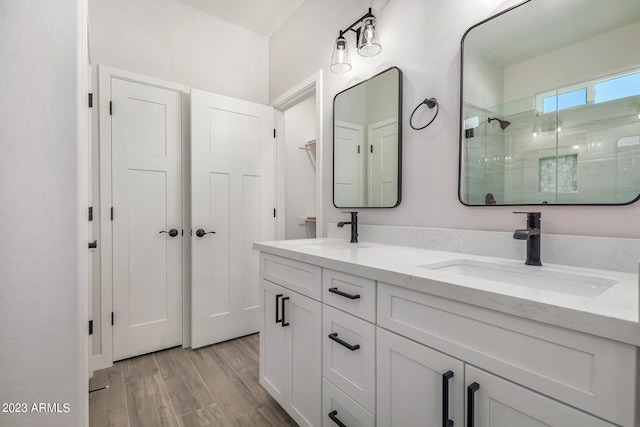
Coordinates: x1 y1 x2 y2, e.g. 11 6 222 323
270 0 640 239
284 95 317 239
89 0 269 104
0 1 85 426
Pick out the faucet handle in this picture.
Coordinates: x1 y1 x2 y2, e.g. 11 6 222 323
514 211 541 219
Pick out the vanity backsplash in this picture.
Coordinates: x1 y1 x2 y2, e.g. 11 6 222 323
328 224 640 273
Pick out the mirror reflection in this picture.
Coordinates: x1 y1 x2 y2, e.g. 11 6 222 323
460 0 640 205
333 67 402 208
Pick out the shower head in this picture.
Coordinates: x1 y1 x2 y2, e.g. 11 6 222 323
488 117 511 130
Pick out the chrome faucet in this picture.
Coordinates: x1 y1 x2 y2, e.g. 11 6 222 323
513 212 542 266
337 211 358 243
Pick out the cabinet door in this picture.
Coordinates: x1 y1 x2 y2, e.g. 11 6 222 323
260 280 288 407
286 290 322 427
377 328 464 427
465 365 616 427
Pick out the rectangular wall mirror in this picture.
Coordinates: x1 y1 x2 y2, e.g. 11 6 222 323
459 0 640 205
334 66 402 208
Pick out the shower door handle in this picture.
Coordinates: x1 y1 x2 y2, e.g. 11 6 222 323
159 229 179 237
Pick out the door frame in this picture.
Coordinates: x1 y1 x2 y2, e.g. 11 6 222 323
97 65 190 368
271 70 324 239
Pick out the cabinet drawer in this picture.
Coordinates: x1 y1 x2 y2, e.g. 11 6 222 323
322 269 376 322
322 379 374 427
378 282 637 426
260 253 322 300
323 305 376 413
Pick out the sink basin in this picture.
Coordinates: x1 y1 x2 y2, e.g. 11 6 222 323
421 260 616 297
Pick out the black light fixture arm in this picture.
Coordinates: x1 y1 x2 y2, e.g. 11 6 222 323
338 8 375 40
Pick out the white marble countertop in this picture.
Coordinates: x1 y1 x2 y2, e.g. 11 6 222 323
254 238 640 346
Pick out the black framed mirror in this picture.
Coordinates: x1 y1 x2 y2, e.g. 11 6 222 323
333 66 402 208
459 0 640 206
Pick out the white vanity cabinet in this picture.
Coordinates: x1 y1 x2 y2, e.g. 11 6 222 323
377 327 616 427
259 254 322 427
257 249 639 427
377 282 637 427
322 269 377 426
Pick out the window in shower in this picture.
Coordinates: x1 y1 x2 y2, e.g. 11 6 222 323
536 68 640 114
594 71 640 103
542 88 587 113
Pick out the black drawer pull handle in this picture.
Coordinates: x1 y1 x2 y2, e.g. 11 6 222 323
328 410 347 427
281 296 290 327
328 287 361 300
328 332 360 351
442 370 454 427
467 382 480 427
275 294 283 324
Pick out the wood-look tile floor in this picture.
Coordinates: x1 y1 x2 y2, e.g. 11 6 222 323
89 334 298 427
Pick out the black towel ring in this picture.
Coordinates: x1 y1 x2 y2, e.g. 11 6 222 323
410 97 439 130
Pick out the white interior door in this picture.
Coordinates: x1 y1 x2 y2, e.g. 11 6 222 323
334 121 365 207
191 89 275 349
111 78 183 361
368 119 398 206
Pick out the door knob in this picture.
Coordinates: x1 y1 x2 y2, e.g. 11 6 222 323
159 229 179 237
195 228 216 237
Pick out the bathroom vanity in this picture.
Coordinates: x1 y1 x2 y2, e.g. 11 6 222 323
254 238 639 427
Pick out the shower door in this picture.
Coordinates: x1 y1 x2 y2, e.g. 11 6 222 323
190 89 275 348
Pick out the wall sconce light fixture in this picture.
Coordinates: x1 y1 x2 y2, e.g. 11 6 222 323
330 8 382 73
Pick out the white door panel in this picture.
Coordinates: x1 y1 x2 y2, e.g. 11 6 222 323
334 121 365 207
111 78 183 361
369 119 398 207
191 89 275 348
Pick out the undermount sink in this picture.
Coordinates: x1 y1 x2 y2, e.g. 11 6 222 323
421 260 616 297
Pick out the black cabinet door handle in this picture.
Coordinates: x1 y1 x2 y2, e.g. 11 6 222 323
275 294 283 324
281 296 290 327
467 382 480 427
195 228 216 237
328 410 347 427
159 229 179 237
328 287 361 300
328 332 360 351
442 371 454 427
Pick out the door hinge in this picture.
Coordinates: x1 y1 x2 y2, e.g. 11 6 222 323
273 129 276 138
111 312 114 326
88 240 97 249
109 101 113 115
88 320 93 335
273 208 276 218
88 206 93 221
88 93 93 108
370 145 373 153
110 207 114 221
357 145 360 154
